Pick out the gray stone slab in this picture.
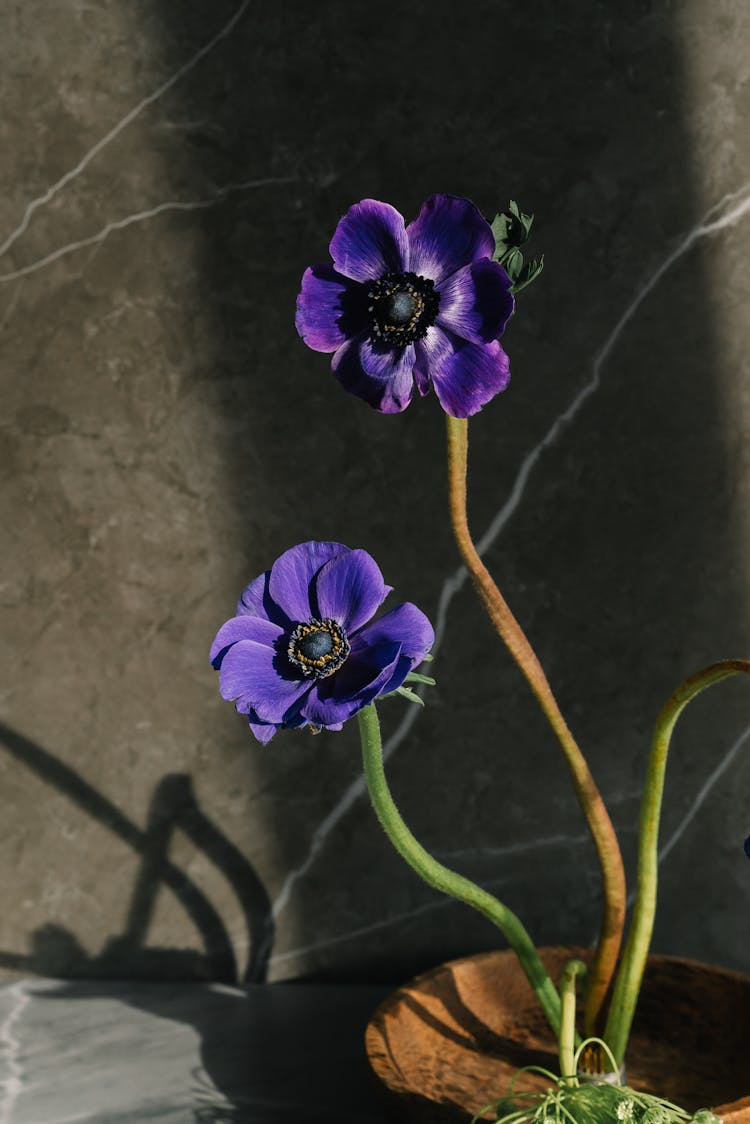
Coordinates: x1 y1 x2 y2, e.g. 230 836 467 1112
0 980 391 1123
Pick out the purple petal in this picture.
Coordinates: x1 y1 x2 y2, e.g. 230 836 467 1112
351 601 434 663
407 194 495 286
332 333 415 414
248 718 278 745
247 706 307 743
295 264 364 353
329 199 409 282
236 571 273 618
210 615 283 668
413 324 452 393
437 259 514 344
416 327 511 418
268 541 349 624
314 549 388 632
377 652 415 696
299 692 356 727
301 643 403 725
329 641 402 702
413 359 431 397
359 336 416 387
218 640 310 722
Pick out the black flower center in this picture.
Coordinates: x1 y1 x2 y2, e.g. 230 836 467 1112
287 617 350 680
366 271 439 346
298 630 334 659
383 291 414 325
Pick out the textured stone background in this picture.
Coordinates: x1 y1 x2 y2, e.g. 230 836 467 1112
1 0 749 989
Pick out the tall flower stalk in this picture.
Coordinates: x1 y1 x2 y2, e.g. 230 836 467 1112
445 413 627 1033
357 701 565 1037
604 659 750 1064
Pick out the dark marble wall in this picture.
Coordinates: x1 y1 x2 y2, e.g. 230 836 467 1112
1 1 749 987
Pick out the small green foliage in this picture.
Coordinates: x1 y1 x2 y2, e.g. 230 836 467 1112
512 255 545 294
381 663 436 706
404 671 436 686
471 1073 713 1124
491 200 544 295
382 656 434 705
393 685 424 706
641 1109 673 1124
491 199 534 254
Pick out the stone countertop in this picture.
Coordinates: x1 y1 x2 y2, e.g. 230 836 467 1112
0 979 393 1123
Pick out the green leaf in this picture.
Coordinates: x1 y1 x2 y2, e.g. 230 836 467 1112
394 685 425 707
491 200 539 276
510 254 545 294
404 671 436 686
491 213 511 258
500 247 525 282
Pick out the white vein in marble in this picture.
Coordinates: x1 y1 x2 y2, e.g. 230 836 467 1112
0 0 254 262
0 984 30 1124
269 789 650 968
0 177 296 284
658 717 750 867
269 830 595 968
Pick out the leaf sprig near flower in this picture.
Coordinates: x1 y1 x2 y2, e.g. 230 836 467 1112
491 200 545 294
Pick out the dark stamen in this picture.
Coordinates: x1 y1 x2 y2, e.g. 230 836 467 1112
287 617 350 680
366 271 439 346
383 291 415 325
298 629 334 660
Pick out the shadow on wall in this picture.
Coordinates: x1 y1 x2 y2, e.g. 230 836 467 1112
0 721 273 983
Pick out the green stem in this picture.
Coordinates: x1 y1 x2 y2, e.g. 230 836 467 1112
445 414 626 1034
357 701 563 1037
559 959 588 1084
604 659 750 1064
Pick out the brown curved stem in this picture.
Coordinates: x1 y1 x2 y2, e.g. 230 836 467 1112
445 414 626 1033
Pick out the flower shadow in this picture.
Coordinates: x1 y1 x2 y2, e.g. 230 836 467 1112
0 720 273 983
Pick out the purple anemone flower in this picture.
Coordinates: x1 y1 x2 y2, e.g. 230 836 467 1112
210 541 434 744
295 193 514 417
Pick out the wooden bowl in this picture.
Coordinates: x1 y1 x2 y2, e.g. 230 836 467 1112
365 947 750 1123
